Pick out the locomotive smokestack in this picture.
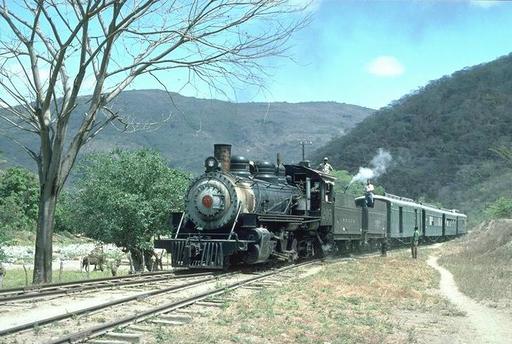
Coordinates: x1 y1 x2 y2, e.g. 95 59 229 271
214 144 232 172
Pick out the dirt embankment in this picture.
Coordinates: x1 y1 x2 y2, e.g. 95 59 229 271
439 219 512 304
428 219 512 344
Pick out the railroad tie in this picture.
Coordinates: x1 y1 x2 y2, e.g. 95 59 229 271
160 314 192 323
195 301 224 308
150 319 186 326
240 285 263 290
104 332 142 344
87 339 130 344
252 281 275 287
204 298 225 304
125 325 152 333
174 309 208 317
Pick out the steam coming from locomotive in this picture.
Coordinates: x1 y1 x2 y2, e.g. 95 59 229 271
350 148 392 185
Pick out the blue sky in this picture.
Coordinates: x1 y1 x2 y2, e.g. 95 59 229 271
171 0 512 109
1 1 510 111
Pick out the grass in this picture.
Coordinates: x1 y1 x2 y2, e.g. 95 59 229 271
439 219 512 302
0 268 114 289
147 249 453 344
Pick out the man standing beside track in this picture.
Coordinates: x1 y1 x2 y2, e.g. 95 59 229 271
381 231 388 257
411 226 420 259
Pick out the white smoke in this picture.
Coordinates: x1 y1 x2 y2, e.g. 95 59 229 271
349 148 392 185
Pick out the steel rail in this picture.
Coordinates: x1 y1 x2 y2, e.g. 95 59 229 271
48 260 320 344
0 269 201 295
0 274 222 337
0 271 214 303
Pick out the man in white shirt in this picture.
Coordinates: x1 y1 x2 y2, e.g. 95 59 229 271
365 180 374 193
317 157 333 174
365 179 374 207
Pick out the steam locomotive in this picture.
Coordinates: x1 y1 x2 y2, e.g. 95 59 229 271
155 144 467 269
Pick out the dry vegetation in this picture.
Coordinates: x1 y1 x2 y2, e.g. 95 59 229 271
148 250 458 344
0 269 113 289
439 219 512 303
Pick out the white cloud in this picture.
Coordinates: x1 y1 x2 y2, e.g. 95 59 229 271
366 56 405 77
470 1 501 8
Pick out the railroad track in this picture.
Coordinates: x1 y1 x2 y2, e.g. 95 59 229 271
0 270 212 302
0 252 387 343
0 260 319 343
0 271 224 338
47 260 321 344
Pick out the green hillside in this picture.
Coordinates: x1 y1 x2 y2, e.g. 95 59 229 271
0 90 373 174
317 53 512 220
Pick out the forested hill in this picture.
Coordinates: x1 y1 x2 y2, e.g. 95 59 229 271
0 90 373 173
316 53 512 217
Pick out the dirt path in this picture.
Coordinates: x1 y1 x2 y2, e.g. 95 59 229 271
428 255 512 344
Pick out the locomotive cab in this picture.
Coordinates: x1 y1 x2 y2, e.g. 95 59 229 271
284 164 336 216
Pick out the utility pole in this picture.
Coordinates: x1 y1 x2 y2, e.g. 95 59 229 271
299 140 313 161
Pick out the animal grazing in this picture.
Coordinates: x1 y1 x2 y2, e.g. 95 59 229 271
81 246 106 272
155 144 466 269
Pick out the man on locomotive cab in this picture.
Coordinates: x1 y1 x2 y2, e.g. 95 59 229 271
411 226 420 259
317 157 333 174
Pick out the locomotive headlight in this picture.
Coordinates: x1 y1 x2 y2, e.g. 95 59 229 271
201 194 224 210
205 156 219 172
202 195 214 208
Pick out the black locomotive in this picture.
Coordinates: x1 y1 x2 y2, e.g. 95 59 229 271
155 144 466 269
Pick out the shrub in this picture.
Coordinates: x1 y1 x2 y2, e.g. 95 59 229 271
486 197 512 219
0 167 39 232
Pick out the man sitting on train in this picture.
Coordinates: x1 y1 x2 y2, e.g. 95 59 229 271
365 179 375 207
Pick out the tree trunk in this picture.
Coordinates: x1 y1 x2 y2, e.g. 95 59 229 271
32 184 57 284
144 249 156 271
129 248 144 273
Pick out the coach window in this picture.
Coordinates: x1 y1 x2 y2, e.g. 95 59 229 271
399 207 403 234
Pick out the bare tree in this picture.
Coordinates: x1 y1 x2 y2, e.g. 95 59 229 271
0 0 307 283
